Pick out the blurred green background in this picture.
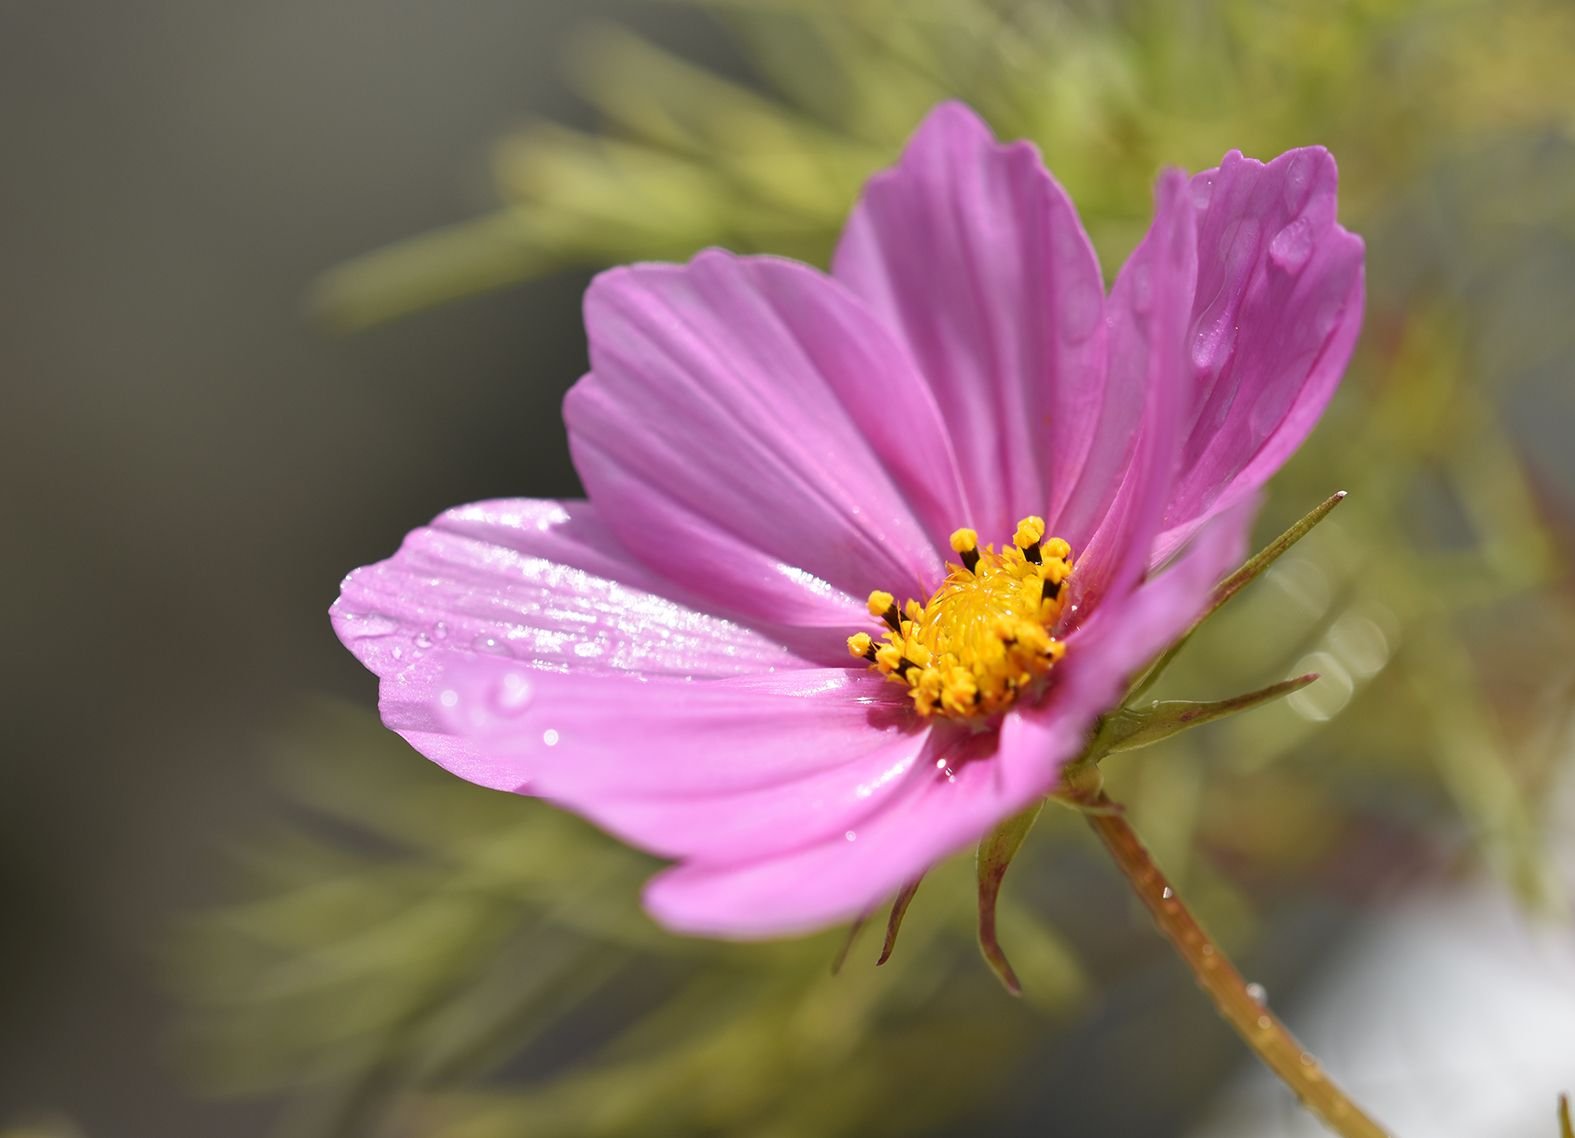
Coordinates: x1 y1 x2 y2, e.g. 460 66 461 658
4 2 1575 1136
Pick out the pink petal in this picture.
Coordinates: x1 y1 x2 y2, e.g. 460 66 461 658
643 724 1040 938
1156 147 1365 562
408 657 931 861
1070 169 1197 618
566 251 970 630
1004 499 1257 805
645 498 1258 939
332 499 816 790
1057 495 1259 698
832 102 1110 547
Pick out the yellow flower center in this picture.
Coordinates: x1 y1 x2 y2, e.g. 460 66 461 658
848 516 1073 719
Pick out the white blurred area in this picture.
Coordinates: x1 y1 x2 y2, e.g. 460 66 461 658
1192 760 1575 1138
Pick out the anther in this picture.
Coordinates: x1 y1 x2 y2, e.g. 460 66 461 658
866 590 902 631
949 528 981 574
1013 516 1046 564
846 632 877 663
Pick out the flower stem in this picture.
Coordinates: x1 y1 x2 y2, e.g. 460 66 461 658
1082 788 1389 1138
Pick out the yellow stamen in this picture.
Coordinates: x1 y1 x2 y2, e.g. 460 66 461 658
854 516 1074 719
1013 515 1046 550
866 589 901 630
847 632 875 661
949 527 981 573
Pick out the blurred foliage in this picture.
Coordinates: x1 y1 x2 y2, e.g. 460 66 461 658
177 704 1095 1137
185 0 1575 1134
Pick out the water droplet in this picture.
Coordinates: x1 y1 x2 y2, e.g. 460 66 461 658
390 645 404 660
1191 175 1215 211
493 671 533 714
1246 981 1268 1004
1160 886 1174 901
1269 216 1313 272
541 727 560 747
1255 1014 1272 1032
415 632 433 649
433 622 448 640
473 634 509 655
844 830 857 842
1191 319 1235 374
439 689 460 709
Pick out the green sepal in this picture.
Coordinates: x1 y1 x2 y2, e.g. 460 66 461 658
875 877 923 966
1091 673 1319 759
1129 490 1347 700
974 802 1044 996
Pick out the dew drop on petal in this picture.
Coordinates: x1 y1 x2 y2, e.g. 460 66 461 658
1246 981 1268 1004
415 632 433 649
844 830 857 842
433 621 448 640
542 728 560 747
1269 216 1314 273
439 689 460 709
493 671 533 715
473 634 509 655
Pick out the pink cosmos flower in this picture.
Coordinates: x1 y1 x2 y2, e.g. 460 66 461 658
332 103 1364 939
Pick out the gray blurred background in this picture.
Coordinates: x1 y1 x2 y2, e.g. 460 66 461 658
1 4 687 1132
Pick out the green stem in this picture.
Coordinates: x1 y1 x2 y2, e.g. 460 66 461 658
1083 788 1389 1138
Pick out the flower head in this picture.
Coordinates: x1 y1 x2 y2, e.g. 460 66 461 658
332 103 1364 938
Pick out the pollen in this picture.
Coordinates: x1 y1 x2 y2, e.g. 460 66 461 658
849 516 1073 718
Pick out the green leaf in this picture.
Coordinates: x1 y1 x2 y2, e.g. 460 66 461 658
875 878 923 967
1129 490 1347 699
1095 674 1319 758
975 803 1045 996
